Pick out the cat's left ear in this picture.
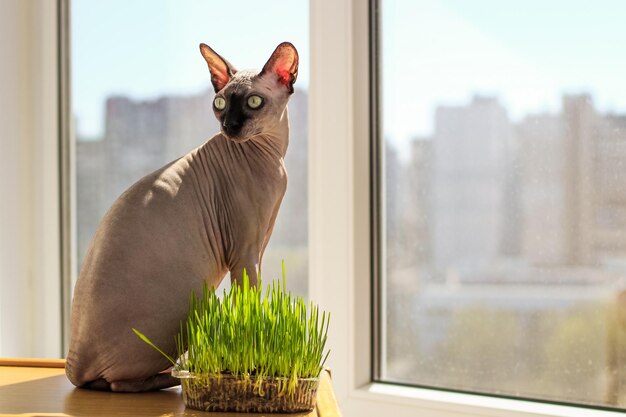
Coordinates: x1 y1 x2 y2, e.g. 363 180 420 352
260 42 299 94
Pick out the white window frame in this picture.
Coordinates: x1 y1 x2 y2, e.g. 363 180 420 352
0 0 62 359
308 1 624 416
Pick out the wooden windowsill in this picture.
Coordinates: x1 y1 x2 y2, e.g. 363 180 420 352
0 358 341 417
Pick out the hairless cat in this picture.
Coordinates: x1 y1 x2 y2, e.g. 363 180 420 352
65 42 299 392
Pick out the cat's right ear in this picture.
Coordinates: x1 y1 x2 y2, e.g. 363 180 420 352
199 43 237 93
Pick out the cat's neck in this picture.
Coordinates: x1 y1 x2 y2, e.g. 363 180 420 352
196 105 290 168
251 106 290 158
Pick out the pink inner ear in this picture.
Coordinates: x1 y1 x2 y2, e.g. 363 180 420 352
273 55 295 86
261 43 298 91
276 68 292 86
213 72 230 90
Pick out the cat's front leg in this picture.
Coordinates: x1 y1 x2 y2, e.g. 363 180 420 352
229 248 260 286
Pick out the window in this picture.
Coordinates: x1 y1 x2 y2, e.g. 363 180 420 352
377 0 626 410
71 0 309 296
5 1 621 415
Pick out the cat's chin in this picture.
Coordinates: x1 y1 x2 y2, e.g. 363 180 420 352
221 132 251 143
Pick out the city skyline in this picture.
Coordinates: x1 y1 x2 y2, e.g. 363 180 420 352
76 87 626 276
385 92 626 275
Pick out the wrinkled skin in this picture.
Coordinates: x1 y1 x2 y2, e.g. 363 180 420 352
66 42 298 392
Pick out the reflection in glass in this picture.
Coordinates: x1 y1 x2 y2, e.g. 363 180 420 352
380 0 626 408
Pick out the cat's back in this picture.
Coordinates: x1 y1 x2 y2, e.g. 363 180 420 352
77 152 210 285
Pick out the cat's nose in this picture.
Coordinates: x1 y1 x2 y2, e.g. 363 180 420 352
223 119 240 129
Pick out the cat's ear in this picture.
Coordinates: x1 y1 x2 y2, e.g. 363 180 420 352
260 42 299 94
199 43 237 93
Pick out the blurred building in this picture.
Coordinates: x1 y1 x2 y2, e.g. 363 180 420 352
431 96 514 268
75 139 106 263
519 95 626 267
590 114 626 263
395 93 626 273
518 112 571 266
406 138 432 265
384 141 404 267
102 90 218 203
562 95 597 266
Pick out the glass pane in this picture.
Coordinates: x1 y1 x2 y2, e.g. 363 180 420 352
72 0 309 296
380 0 626 408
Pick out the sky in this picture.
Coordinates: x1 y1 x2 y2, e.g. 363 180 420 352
72 0 308 138
382 0 626 150
73 0 626 151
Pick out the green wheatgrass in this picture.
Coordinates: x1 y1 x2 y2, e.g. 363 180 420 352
133 263 330 395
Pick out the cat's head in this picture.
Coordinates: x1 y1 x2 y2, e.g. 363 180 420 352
199 42 299 143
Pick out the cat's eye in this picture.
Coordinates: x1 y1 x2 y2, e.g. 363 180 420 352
247 95 263 109
214 97 226 110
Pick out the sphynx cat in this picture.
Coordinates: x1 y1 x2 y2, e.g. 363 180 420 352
66 42 299 392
